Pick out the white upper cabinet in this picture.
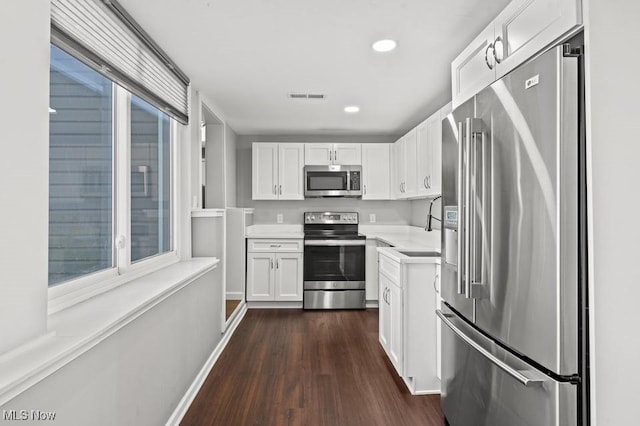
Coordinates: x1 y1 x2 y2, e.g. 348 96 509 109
333 144 361 165
417 103 449 197
252 143 304 200
395 129 418 199
361 144 391 200
416 118 431 198
278 144 304 200
451 22 497 109
452 0 582 107
494 0 582 79
304 143 361 165
304 143 332 165
252 143 279 200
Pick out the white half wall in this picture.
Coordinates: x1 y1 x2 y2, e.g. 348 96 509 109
0 0 50 354
0 269 223 425
585 0 640 423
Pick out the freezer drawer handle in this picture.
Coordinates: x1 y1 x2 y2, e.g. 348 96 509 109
436 310 545 388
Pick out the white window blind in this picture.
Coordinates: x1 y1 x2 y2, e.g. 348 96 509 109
51 0 190 124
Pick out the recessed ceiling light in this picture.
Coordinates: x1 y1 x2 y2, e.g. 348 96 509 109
372 39 397 53
344 106 360 113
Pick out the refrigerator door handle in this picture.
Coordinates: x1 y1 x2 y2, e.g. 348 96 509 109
469 119 487 299
436 310 546 388
464 118 472 298
457 121 466 295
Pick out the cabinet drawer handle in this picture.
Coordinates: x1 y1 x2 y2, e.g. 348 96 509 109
270 244 281 247
270 259 274 269
433 274 439 294
424 176 428 189
485 42 495 70
279 184 282 195
274 184 277 195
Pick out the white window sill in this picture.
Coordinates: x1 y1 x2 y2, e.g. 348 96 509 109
0 257 220 407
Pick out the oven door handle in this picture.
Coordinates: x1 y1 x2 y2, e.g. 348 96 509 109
304 239 366 246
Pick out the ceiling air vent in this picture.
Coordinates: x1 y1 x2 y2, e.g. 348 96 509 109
288 93 326 100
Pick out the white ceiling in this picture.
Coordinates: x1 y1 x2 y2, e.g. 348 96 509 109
118 0 510 136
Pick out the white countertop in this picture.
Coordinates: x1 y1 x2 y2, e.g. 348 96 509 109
377 247 441 264
244 224 441 250
245 224 304 239
359 225 441 250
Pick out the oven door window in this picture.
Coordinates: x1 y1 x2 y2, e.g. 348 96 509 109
304 245 365 282
307 172 348 191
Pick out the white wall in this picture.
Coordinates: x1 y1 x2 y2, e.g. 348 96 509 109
236 135 413 224
225 125 237 208
0 270 223 425
0 1 50 354
585 0 640 423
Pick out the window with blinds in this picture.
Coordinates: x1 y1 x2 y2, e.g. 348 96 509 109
50 0 190 124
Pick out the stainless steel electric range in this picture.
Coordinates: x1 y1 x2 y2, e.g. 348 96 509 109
303 212 366 310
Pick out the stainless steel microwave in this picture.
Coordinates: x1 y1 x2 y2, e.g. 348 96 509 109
303 165 362 198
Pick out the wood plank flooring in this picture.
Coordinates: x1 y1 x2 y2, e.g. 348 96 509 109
225 299 241 320
182 309 445 425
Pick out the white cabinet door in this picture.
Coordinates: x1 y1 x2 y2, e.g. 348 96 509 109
394 137 406 199
278 143 304 200
389 281 404 374
435 265 442 381
333 143 361 165
494 0 582 79
247 253 275 301
304 143 332 165
365 239 379 300
416 118 431 197
451 22 496 108
275 253 303 301
362 144 390 200
252 143 278 200
426 111 443 196
379 274 391 353
403 129 418 198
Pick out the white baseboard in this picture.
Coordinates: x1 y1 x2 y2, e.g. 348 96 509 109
225 292 244 300
166 303 247 425
366 300 379 308
247 301 302 309
402 376 441 396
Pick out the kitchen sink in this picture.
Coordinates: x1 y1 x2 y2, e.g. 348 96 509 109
397 250 440 257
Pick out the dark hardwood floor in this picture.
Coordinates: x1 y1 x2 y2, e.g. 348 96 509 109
225 299 241 320
182 309 445 426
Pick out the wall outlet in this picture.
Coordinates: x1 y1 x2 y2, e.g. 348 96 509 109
277 214 283 224
369 214 376 223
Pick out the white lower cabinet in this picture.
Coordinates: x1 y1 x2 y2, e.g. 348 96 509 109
378 251 440 394
246 239 303 301
274 253 303 301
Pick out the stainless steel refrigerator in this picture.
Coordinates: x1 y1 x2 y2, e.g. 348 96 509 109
438 41 589 426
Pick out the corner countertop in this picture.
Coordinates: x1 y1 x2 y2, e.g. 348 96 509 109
377 247 441 264
359 225 441 250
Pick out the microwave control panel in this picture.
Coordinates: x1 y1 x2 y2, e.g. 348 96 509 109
350 171 360 190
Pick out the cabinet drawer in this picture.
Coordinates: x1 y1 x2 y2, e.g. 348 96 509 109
379 254 401 285
247 239 303 253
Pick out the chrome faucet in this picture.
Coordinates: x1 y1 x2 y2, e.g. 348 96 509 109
426 195 442 231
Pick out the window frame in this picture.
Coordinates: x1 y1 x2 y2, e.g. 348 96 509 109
48 47 181 314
